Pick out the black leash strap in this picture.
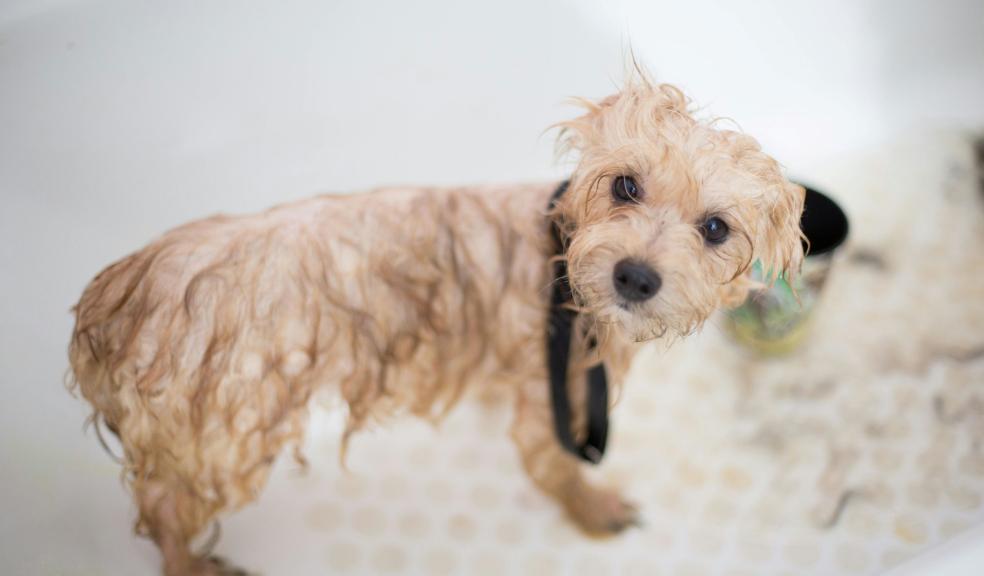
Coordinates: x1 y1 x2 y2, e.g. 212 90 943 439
547 181 609 464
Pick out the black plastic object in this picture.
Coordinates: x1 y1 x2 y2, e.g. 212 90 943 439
799 184 849 256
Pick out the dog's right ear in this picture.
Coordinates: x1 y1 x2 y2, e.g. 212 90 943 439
758 180 806 285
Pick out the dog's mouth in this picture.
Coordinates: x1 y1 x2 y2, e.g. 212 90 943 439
569 276 669 339
608 300 670 342
615 299 648 315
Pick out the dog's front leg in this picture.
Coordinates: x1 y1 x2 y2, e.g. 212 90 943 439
510 378 639 535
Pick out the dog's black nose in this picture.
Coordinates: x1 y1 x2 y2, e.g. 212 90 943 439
613 259 661 302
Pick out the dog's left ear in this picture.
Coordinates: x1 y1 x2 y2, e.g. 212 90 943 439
758 180 806 284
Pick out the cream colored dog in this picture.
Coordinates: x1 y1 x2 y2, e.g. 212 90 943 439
69 79 804 575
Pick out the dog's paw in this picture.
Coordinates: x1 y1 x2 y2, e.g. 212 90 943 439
191 556 253 576
565 486 642 536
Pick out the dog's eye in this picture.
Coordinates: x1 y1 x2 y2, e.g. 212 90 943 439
611 176 642 203
700 216 730 244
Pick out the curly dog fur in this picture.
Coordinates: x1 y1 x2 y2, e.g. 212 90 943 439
69 78 804 575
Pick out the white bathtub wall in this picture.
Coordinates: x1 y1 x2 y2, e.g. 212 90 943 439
583 0 984 172
1 1 982 575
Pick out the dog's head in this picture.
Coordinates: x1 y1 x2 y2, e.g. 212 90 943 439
554 81 805 342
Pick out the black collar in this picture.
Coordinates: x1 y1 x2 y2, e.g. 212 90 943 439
547 181 609 464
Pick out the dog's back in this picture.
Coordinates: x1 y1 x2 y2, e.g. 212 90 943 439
67 186 553 559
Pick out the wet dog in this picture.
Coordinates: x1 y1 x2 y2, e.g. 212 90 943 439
69 78 804 574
